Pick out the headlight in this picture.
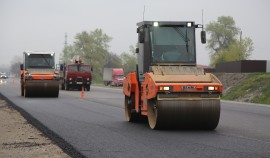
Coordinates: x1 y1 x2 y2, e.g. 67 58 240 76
159 86 171 91
208 86 214 91
207 86 219 91
25 73 32 80
187 22 192 27
53 74 60 80
69 78 72 80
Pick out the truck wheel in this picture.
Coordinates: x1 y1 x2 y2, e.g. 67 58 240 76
65 82 69 90
86 86 90 91
61 83 65 90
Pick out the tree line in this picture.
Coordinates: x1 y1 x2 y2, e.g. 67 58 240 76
205 16 253 66
9 16 254 78
60 29 136 82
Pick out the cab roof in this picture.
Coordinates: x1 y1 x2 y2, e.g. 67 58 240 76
137 21 195 27
23 51 55 55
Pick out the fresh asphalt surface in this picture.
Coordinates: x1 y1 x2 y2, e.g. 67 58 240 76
0 79 270 158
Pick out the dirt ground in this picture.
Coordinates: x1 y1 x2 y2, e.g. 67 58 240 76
0 98 70 158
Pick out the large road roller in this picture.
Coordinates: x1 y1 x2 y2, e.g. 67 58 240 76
20 51 60 97
123 21 223 129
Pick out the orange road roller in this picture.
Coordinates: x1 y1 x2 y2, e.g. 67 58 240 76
123 21 222 129
20 51 60 97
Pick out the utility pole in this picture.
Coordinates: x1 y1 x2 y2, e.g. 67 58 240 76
240 31 242 43
64 32 68 46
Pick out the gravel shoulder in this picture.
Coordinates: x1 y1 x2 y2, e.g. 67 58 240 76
214 73 248 95
0 98 70 158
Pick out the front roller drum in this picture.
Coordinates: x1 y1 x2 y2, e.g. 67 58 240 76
24 86 59 97
24 81 59 97
148 99 220 130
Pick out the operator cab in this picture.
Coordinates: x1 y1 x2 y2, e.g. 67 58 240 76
136 21 205 80
21 51 55 70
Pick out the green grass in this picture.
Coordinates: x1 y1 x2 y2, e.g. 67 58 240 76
222 73 270 105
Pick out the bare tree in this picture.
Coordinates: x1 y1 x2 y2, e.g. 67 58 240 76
10 56 22 78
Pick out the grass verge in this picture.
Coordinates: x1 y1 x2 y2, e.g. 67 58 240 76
222 73 270 105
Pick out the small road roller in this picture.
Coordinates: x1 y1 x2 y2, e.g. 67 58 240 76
123 21 223 129
20 51 60 97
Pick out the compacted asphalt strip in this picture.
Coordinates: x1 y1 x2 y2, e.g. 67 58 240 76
0 79 270 158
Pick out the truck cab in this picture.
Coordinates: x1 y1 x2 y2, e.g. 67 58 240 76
59 56 92 91
103 68 124 86
112 68 124 86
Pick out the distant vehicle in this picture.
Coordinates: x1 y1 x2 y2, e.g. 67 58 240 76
20 51 60 97
58 56 92 91
103 68 124 86
0 72 7 79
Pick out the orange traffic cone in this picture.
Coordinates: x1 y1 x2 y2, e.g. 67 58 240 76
80 86 85 99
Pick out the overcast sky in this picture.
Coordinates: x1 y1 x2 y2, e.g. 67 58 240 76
0 0 269 69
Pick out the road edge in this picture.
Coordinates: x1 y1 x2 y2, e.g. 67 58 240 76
221 100 270 107
0 93 86 158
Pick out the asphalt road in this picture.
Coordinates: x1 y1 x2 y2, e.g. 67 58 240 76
1 78 270 158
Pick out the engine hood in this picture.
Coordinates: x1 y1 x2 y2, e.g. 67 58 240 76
26 69 55 75
150 66 219 83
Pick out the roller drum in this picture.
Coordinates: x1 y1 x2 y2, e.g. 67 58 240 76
24 80 59 97
148 99 220 130
125 94 145 122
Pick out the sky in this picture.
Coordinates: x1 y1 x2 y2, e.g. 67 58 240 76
0 0 269 70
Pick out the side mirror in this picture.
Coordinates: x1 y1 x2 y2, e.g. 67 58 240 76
91 66 93 72
201 31 206 44
137 27 145 43
136 48 139 53
139 32 145 43
20 64 23 70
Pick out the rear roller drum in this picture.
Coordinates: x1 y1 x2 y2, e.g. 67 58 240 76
125 94 141 122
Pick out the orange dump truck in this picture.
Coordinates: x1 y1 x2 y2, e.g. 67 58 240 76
123 21 223 129
20 51 60 97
